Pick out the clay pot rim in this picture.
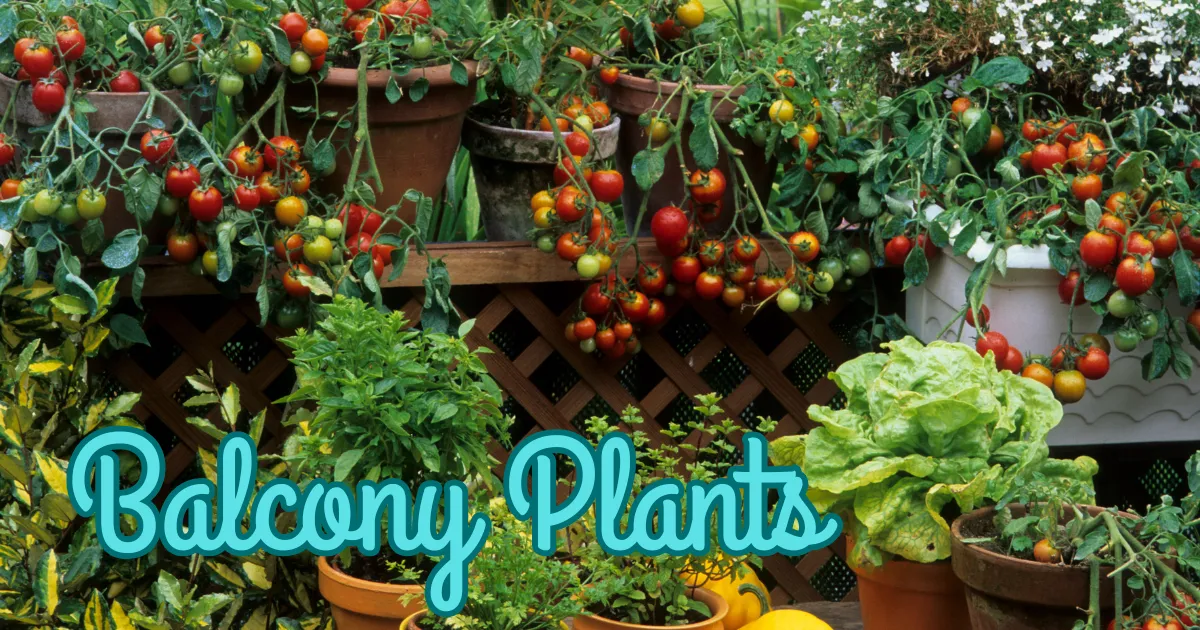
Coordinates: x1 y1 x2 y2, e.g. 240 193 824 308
318 60 479 89
0 71 181 100
576 587 728 629
951 503 1131 576
850 557 963 595
405 610 570 630
463 115 622 140
316 555 424 595
612 71 746 99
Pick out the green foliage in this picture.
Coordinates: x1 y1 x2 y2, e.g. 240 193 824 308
417 500 598 630
568 395 773 626
277 295 510 489
770 336 1097 567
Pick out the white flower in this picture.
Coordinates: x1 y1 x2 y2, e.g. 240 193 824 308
1037 39 1054 50
914 0 928 12
1117 84 1133 94
1091 69 1116 90
890 51 903 72
989 32 1007 45
1036 57 1053 71
1090 27 1124 46
874 0 886 8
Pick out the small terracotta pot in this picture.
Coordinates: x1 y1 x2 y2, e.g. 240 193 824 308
604 73 774 235
461 115 621 241
951 504 1145 630
853 558 970 630
573 587 728 630
262 62 477 223
0 73 189 241
317 556 425 630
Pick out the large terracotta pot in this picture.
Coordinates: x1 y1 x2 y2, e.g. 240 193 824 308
267 63 478 223
951 505 1142 630
317 555 424 630
605 73 774 235
0 73 186 240
853 558 970 630
573 587 728 630
461 115 621 241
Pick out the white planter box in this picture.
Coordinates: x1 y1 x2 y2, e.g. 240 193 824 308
907 244 1200 446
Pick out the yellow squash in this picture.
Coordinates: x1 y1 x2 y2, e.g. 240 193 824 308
682 564 770 630
741 610 833 630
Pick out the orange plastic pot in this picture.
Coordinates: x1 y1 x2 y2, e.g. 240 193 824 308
853 558 970 630
317 556 424 630
573 587 728 630
604 73 773 235
265 62 477 224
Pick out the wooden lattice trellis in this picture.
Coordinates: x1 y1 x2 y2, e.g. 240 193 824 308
100 239 869 604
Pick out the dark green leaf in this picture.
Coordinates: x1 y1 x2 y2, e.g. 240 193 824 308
1083 272 1111 302
101 230 141 269
963 110 993 155
132 267 145 309
688 100 719 171
969 56 1033 87
804 211 829 244
450 59 469 86
1142 338 1171 380
1084 199 1102 230
110 314 149 346
903 246 929 289
1172 246 1200 305
631 149 664 191
267 25 291 64
386 76 403 104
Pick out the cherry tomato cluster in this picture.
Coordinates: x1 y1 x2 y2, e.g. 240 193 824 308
539 92 613 134
966 304 1113 405
567 276 659 359
342 0 434 53
617 0 706 45
278 13 329 75
1107 594 1196 630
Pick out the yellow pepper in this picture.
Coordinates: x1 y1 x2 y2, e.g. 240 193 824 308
742 610 833 630
682 563 771 630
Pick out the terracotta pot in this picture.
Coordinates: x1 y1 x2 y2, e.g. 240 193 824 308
573 587 728 630
951 504 1144 630
317 556 424 630
605 73 774 235
264 62 478 223
853 558 970 630
461 115 621 241
0 73 188 241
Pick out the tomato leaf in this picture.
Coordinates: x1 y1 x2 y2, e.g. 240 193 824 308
857 181 881 219
385 76 403 104
199 7 222 39
953 219 979 256
255 282 271 328
1172 246 1200 305
109 313 149 346
409 77 429 103
1083 198 1102 231
266 25 291 64
101 230 141 269
0 8 16 44
902 245 928 289
968 56 1033 87
1113 152 1145 189
805 211 829 244
132 266 145 310
450 59 468 86
962 110 992 155
1141 338 1171 380
1083 272 1111 302
688 100 719 171
1171 345 1193 380
631 149 664 191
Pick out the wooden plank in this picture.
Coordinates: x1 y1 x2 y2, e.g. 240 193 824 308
130 240 792 294
639 332 726 416
761 554 825 602
513 337 553 376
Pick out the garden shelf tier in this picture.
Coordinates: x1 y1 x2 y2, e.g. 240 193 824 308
101 239 866 606
907 245 1200 447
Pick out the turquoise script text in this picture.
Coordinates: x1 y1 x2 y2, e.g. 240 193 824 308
67 427 489 616
504 431 842 557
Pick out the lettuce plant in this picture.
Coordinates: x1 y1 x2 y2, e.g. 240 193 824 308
770 336 1098 568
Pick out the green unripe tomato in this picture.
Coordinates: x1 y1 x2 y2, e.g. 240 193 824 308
409 33 433 60
289 51 312 75
573 115 594 134
302 215 323 230
1113 328 1141 352
945 154 963 179
797 294 814 312
54 202 79 224
817 258 844 283
812 271 835 293
818 181 836 203
1106 290 1138 319
157 195 180 216
232 41 264 75
536 234 555 253
1136 313 1160 338
168 62 193 86
19 202 40 222
33 190 61 216
76 188 107 220
776 288 801 313
750 122 769 147
217 73 244 96
846 248 871 277
323 218 344 239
